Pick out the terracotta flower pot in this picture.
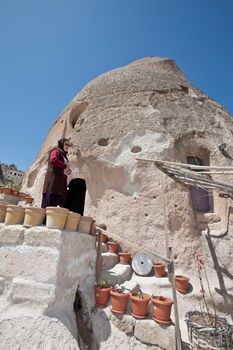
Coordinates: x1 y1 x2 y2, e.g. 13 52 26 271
119 252 131 265
101 233 108 243
77 216 93 233
23 207 46 227
46 207 69 229
0 203 7 222
12 189 19 196
89 220 97 235
5 205 25 225
151 296 173 324
110 290 130 314
108 242 119 253
3 187 12 195
24 196 34 205
0 187 3 194
130 293 151 319
94 286 111 308
153 263 166 277
175 275 190 293
65 212 81 231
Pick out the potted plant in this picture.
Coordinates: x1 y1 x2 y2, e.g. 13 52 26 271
108 241 120 253
119 252 131 265
94 280 112 308
151 295 173 324
130 290 151 319
110 285 130 314
175 275 190 293
153 262 166 277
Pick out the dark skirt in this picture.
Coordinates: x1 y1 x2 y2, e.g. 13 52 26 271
41 192 65 208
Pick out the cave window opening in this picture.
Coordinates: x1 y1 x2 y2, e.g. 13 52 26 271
187 156 213 213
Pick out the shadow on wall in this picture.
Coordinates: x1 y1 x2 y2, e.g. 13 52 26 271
205 227 233 319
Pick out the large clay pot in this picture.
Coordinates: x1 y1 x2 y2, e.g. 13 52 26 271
46 207 69 229
151 296 173 324
65 212 81 231
5 205 25 225
0 203 7 222
89 220 96 235
108 242 119 253
130 293 151 319
23 207 46 227
77 216 93 233
119 252 131 265
175 275 190 293
110 290 130 314
153 263 166 277
94 286 111 308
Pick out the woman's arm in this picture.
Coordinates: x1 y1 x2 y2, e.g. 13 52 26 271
50 149 67 169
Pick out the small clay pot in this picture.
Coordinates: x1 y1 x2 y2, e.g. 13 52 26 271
101 233 108 243
110 290 130 314
130 293 151 319
94 286 111 308
119 252 131 265
65 212 81 231
3 187 12 195
24 196 34 205
153 263 166 277
5 205 25 225
175 275 190 293
151 296 173 324
23 207 46 227
108 242 120 253
46 207 69 229
77 216 93 233
0 203 7 222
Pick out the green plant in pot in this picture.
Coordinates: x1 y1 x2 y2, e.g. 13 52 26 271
130 289 151 319
110 285 130 314
94 280 112 308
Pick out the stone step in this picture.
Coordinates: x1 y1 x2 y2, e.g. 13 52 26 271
101 252 119 270
101 263 132 286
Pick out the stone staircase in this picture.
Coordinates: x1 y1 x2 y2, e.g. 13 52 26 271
100 242 133 286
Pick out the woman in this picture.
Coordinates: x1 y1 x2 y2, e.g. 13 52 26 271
41 138 72 208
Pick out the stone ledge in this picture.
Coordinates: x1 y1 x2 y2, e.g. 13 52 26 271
0 225 24 245
10 277 56 305
0 277 5 294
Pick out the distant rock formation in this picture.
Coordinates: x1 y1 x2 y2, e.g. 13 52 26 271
0 162 24 189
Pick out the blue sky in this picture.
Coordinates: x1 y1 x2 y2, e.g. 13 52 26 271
0 0 232 171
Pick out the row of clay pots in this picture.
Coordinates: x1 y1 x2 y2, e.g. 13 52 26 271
94 287 173 323
0 187 33 202
0 204 95 234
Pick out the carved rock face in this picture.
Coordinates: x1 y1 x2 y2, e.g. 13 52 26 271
22 57 233 269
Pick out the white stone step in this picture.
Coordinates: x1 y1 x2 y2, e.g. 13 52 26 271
101 252 119 270
101 263 132 286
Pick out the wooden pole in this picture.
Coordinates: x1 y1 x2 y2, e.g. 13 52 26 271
168 247 183 350
161 172 170 257
95 232 103 283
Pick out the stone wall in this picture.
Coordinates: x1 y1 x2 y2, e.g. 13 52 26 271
0 223 96 349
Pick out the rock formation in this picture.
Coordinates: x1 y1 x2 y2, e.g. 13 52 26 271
21 57 233 341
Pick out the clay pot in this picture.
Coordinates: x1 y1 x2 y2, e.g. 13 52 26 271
12 189 19 196
130 293 151 319
153 263 166 277
0 187 3 194
46 207 69 229
175 275 190 293
119 252 131 265
0 203 7 222
101 233 108 243
65 212 81 231
89 220 96 235
108 242 120 253
24 196 34 205
151 296 173 324
5 205 25 225
110 290 130 314
23 207 46 227
94 286 111 308
77 216 93 233
3 187 12 195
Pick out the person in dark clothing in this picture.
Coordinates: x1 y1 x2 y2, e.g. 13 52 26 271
41 138 72 208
